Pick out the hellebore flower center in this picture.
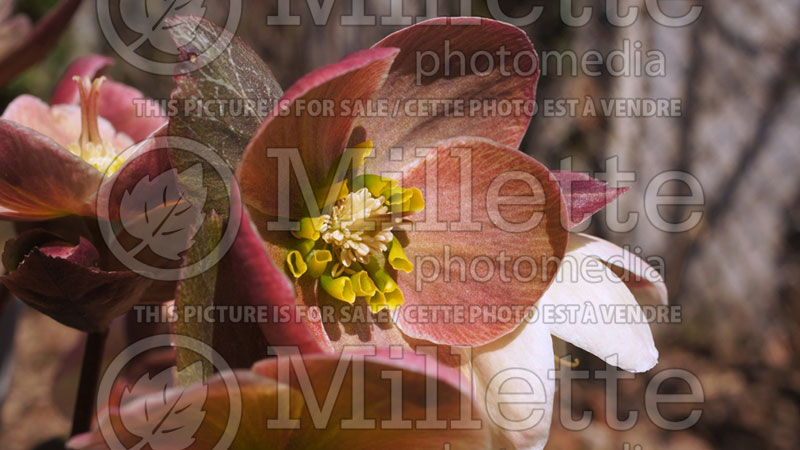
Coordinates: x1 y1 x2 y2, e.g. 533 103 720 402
67 76 125 175
284 141 424 313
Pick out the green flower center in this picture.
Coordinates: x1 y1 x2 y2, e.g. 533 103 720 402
285 141 424 313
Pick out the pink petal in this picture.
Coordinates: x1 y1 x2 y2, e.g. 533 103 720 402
1 230 152 331
2 94 134 152
364 17 539 174
50 55 114 105
2 94 78 148
552 170 630 229
70 353 487 449
0 119 102 220
238 47 399 218
253 352 488 449
568 233 668 306
394 138 568 346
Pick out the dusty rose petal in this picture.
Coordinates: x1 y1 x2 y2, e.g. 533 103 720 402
1 230 152 331
0 119 102 220
253 353 488 449
568 233 668 306
99 124 172 222
218 212 325 354
238 47 399 219
70 353 486 449
50 55 114 105
69 371 276 450
394 138 568 346
552 170 629 229
364 17 538 175
0 205 52 221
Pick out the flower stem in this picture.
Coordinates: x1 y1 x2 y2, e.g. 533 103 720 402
70 329 108 437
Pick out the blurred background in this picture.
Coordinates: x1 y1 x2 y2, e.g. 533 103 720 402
1 0 798 449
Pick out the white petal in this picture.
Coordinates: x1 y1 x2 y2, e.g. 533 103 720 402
569 233 668 306
539 250 658 373
457 319 555 450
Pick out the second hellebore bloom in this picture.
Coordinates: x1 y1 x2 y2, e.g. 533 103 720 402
236 17 667 448
239 17 565 347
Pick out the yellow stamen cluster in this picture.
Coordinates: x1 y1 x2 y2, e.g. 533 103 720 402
285 142 424 313
320 187 394 267
66 76 125 175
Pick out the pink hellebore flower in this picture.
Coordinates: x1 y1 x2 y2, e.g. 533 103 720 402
235 18 667 449
238 17 563 346
0 55 168 330
0 54 166 220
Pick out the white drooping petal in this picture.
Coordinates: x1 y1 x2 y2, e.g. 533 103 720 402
568 233 668 306
538 250 659 373
458 318 555 450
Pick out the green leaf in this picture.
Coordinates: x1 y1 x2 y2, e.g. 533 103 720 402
173 210 222 386
166 15 283 171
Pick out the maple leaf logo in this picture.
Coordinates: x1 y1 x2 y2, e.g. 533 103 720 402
120 164 208 261
120 0 206 54
120 362 208 450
